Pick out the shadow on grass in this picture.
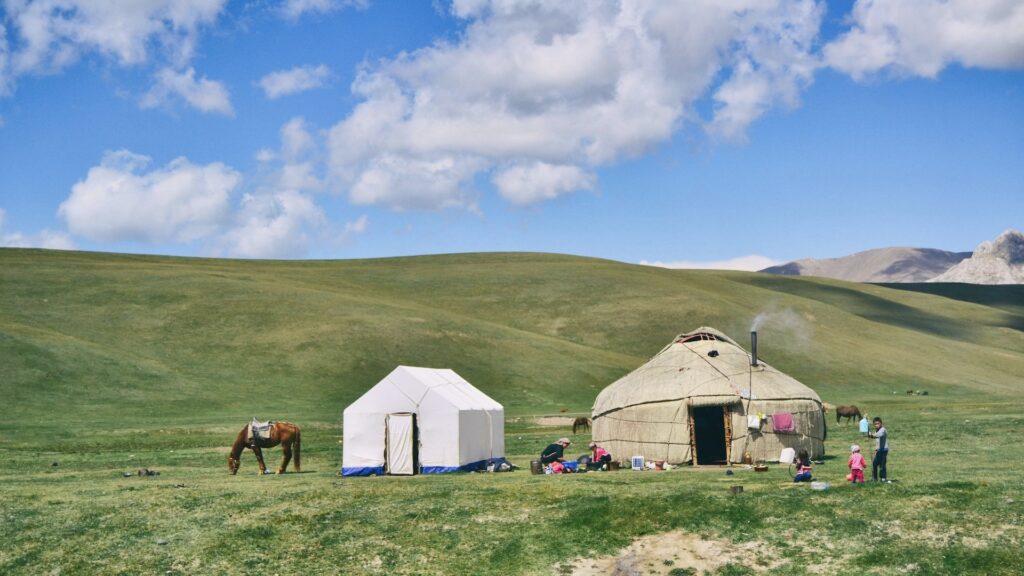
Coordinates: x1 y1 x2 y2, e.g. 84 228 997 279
744 277 985 341
881 283 1024 331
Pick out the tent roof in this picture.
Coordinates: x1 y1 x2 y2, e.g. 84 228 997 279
346 365 503 414
592 326 821 416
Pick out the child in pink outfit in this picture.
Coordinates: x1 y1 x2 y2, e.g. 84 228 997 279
848 444 866 483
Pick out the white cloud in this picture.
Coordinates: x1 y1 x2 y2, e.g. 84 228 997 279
343 214 368 236
259 64 332 99
0 24 11 96
141 67 233 115
216 117 345 258
327 0 824 210
58 150 240 243
219 190 326 258
348 154 487 211
824 0 1024 80
641 255 783 272
2 0 226 82
0 208 77 250
280 0 368 21
492 162 594 205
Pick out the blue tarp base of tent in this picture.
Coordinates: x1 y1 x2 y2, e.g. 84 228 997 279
341 457 509 477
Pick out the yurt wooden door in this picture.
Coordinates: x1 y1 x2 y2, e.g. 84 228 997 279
385 413 417 475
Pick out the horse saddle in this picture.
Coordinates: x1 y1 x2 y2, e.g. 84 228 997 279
248 418 274 446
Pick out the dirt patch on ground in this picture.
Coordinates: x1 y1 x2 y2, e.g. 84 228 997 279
533 416 576 426
563 530 782 575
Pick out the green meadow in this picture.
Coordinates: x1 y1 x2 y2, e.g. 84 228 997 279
2 248 1023 575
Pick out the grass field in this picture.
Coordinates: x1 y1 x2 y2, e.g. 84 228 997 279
2 248 1023 575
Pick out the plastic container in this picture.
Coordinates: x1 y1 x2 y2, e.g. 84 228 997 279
779 447 795 464
631 455 644 470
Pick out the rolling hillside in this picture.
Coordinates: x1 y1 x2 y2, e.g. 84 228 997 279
3 248 1023 426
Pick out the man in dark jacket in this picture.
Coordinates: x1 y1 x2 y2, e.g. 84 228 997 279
540 438 571 464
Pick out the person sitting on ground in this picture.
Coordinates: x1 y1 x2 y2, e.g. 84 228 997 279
540 438 571 466
793 449 813 482
848 444 866 484
588 441 612 471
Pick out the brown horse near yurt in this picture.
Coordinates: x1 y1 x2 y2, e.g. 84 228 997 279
228 421 301 475
835 405 862 425
572 417 591 434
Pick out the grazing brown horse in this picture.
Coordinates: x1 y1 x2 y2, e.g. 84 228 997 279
228 421 301 475
835 405 862 425
572 417 591 434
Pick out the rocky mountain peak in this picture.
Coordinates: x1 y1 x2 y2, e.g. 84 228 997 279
929 229 1024 284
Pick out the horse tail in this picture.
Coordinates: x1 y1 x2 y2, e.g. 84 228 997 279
293 426 301 472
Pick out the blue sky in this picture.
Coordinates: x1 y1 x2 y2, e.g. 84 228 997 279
1 0 1021 268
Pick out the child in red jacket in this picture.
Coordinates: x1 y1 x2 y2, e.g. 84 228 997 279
848 444 866 483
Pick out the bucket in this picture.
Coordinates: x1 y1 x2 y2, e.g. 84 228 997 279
608 461 620 471
631 455 644 470
530 460 543 475
654 460 666 471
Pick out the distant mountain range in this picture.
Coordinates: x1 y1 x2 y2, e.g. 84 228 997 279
761 229 1023 284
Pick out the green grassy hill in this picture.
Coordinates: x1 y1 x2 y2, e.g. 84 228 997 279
3 248 1024 575
3 248 1022 426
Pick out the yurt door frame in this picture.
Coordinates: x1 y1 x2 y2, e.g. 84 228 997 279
385 413 418 475
689 405 733 465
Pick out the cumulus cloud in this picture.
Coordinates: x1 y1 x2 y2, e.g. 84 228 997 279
58 150 240 243
641 255 783 272
492 162 594 205
1 0 226 85
259 64 332 99
218 190 326 258
824 0 1024 80
327 0 825 210
280 0 368 21
141 67 233 114
217 116 367 258
0 208 77 250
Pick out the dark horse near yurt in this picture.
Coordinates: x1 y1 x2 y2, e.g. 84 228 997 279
835 405 862 424
228 420 301 475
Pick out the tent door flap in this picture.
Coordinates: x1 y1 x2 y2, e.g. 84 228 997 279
691 405 728 465
385 413 416 475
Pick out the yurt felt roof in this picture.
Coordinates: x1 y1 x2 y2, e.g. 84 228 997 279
593 327 821 416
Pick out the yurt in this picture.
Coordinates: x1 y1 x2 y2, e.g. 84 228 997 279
341 366 506 476
591 327 825 465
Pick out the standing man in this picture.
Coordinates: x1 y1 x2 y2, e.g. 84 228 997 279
868 417 890 483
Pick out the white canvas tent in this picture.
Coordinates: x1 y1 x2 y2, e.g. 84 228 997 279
341 366 506 476
592 327 825 465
